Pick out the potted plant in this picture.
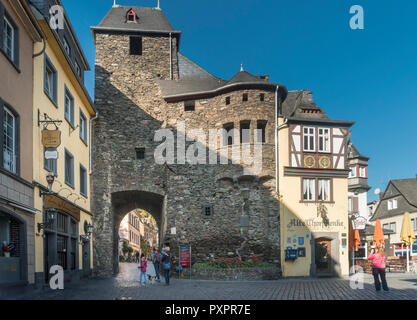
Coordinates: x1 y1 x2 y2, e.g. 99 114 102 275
2 241 11 258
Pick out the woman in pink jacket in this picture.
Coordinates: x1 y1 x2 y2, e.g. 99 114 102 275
368 246 389 291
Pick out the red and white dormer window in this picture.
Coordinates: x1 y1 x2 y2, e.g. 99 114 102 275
127 9 137 23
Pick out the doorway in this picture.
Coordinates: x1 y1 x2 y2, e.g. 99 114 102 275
315 239 331 273
82 241 91 278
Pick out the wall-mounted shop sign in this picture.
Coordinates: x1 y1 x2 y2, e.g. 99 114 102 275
42 130 61 148
287 218 344 230
45 149 58 160
352 216 367 230
45 194 80 221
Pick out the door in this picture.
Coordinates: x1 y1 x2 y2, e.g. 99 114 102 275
82 241 91 278
315 239 331 273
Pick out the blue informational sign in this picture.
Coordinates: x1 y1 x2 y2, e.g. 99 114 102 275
298 237 304 246
306 234 310 239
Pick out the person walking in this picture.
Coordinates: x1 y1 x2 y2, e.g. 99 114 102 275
138 253 147 286
135 251 140 263
152 248 161 282
368 246 389 292
162 248 172 286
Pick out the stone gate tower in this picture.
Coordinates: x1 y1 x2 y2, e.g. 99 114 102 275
91 5 287 277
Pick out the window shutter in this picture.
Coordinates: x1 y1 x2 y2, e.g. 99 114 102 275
353 197 359 213
13 26 19 67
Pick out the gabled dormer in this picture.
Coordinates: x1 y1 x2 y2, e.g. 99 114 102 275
126 9 138 23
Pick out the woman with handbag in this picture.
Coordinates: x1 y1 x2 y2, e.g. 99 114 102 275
162 248 172 285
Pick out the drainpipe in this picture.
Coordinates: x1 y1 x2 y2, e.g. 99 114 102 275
169 32 172 80
275 86 279 194
89 112 99 173
275 86 288 195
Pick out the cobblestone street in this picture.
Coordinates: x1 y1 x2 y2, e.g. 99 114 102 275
9 263 417 300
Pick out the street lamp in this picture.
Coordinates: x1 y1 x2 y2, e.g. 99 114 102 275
38 208 56 233
80 221 93 243
38 172 57 235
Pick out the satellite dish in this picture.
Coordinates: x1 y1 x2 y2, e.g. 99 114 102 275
374 188 381 195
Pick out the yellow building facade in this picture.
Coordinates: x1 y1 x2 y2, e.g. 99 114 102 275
31 4 96 286
278 91 353 277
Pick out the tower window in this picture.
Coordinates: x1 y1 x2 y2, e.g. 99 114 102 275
202 205 213 218
256 121 267 143
260 93 265 102
243 93 248 102
184 100 195 112
223 123 234 146
130 36 142 55
226 97 231 105
135 148 145 160
240 121 250 144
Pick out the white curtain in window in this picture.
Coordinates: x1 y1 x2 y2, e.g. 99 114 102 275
318 179 330 201
309 179 315 200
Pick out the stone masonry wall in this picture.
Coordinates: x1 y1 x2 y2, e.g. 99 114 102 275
92 31 282 276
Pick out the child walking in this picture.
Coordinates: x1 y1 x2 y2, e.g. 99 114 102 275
139 253 147 286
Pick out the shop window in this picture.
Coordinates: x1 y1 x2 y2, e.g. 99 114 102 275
57 213 68 233
70 238 77 270
0 213 21 258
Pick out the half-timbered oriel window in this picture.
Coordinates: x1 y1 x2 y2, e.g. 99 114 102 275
318 128 330 152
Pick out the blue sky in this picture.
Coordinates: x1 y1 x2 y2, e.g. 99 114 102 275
62 0 417 201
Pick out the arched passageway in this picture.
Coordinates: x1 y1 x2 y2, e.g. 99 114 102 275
93 190 166 277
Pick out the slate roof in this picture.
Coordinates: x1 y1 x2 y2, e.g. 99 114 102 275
282 90 355 126
348 143 369 160
178 53 220 81
159 61 286 100
92 6 180 34
370 178 417 221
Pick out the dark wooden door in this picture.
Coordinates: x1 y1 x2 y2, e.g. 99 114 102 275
82 241 91 277
315 240 331 273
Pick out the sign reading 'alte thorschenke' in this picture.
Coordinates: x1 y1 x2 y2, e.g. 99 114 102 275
287 218 345 229
42 130 61 148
